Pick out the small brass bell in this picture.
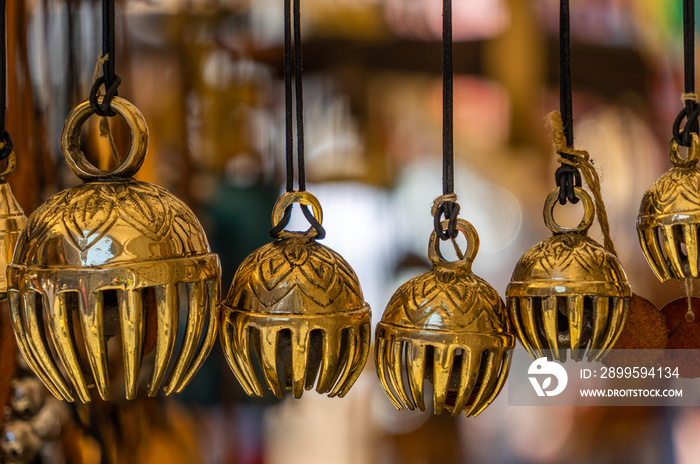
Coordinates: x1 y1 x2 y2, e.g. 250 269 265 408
220 191 371 398
0 152 27 299
507 187 630 362
638 134 700 281
375 219 514 417
8 97 220 403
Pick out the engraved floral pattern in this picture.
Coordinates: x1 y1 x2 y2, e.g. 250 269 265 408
14 180 210 267
381 265 508 333
227 235 365 315
639 167 700 218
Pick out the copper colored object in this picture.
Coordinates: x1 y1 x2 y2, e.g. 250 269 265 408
375 219 514 417
638 134 700 281
8 97 220 403
0 152 27 298
508 187 630 362
220 191 371 398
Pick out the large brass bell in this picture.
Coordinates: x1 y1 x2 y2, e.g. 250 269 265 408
638 134 700 281
0 152 27 298
7 97 220 403
507 187 630 362
220 191 371 398
375 218 514 417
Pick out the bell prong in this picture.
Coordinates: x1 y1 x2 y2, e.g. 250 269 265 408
541 296 560 358
259 327 285 398
171 279 219 394
432 345 454 416
165 281 205 394
508 298 527 349
471 348 512 417
374 337 403 410
642 227 671 281
568 296 585 361
79 290 110 400
235 324 265 396
406 341 426 411
147 283 179 397
521 298 544 358
334 323 370 398
291 326 310 399
463 350 495 417
588 296 609 360
9 291 67 401
221 321 263 397
118 289 144 400
23 292 74 401
316 328 341 394
596 297 628 360
329 327 361 398
684 225 699 277
45 292 90 402
450 346 475 417
387 338 413 409
662 225 685 277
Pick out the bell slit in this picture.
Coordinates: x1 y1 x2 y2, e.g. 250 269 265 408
329 327 359 398
432 345 454 415
645 227 671 280
541 296 560 356
522 297 544 356
375 337 402 409
336 322 371 397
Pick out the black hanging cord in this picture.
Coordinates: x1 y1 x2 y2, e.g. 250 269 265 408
673 0 699 147
270 0 325 239
0 0 12 162
433 0 460 240
554 0 581 205
89 0 121 117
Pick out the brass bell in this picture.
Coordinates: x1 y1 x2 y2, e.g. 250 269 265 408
0 152 27 299
507 187 630 362
7 97 220 403
375 219 514 417
638 134 700 281
220 191 371 399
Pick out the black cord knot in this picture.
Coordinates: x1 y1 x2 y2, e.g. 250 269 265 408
673 103 700 147
0 130 12 162
555 163 581 205
433 200 460 240
89 75 121 117
269 203 326 240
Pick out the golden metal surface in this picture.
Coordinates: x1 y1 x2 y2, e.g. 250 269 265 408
8 97 220 403
375 219 514 417
637 135 700 281
220 191 371 399
0 180 26 298
508 188 630 362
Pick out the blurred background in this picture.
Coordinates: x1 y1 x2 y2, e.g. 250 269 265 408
2 0 699 463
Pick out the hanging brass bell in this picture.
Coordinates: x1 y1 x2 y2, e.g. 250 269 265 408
220 191 371 399
375 219 514 417
638 134 700 281
7 97 220 403
507 187 630 362
0 151 27 299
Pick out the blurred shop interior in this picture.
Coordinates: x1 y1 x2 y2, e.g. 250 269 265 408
2 0 699 463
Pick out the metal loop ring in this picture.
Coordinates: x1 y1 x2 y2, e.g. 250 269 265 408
543 186 594 235
669 133 700 168
270 191 324 239
0 151 17 182
428 218 480 270
61 96 149 181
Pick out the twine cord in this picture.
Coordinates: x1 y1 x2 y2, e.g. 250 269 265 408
547 111 617 257
685 277 695 322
